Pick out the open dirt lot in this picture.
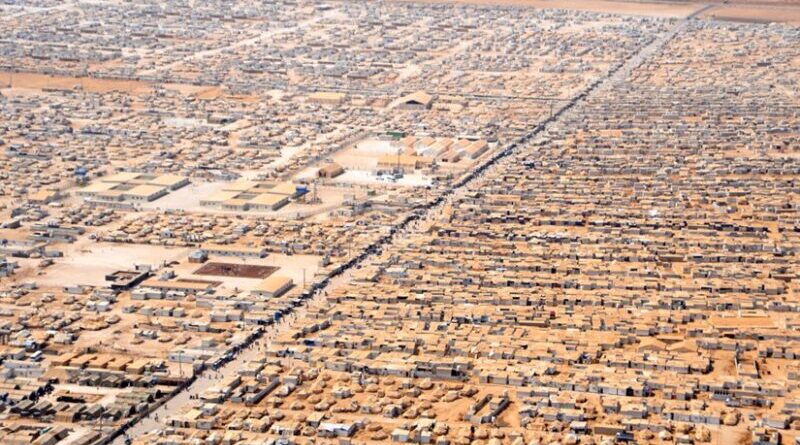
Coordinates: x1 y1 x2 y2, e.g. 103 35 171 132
0 71 228 96
193 262 278 279
34 244 190 287
700 4 800 23
0 71 153 95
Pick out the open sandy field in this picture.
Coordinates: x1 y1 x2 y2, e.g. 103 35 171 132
0 71 231 97
35 244 190 288
700 4 800 23
0 71 153 95
713 0 800 4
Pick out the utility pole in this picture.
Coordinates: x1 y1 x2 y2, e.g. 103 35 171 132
313 180 318 204
396 147 402 177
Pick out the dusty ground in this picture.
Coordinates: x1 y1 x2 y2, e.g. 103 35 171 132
0 72 234 97
0 71 153 95
701 4 800 23
710 0 800 4
193 262 278 279
34 244 190 287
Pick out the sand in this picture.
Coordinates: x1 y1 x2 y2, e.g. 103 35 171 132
0 71 245 99
0 71 153 95
35 244 190 287
701 4 800 23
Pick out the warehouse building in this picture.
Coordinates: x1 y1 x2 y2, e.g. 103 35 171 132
200 181 304 211
77 173 189 203
251 275 294 298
